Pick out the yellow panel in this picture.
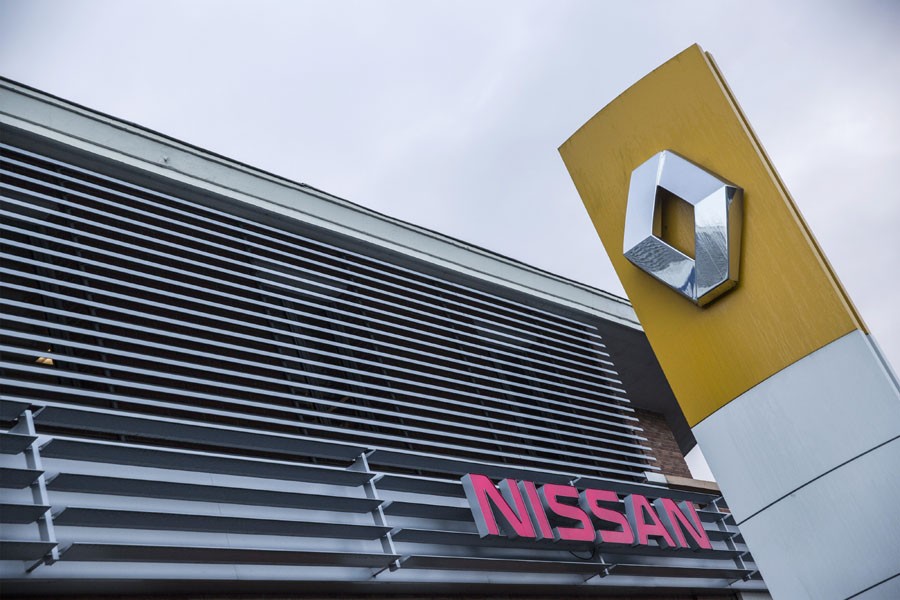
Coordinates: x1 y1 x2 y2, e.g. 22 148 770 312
559 45 865 426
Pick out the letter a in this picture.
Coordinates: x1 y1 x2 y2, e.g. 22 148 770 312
653 497 713 550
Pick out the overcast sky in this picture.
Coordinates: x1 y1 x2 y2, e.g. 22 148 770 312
2 1 898 477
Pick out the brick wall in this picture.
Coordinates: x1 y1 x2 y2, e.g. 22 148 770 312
633 408 693 479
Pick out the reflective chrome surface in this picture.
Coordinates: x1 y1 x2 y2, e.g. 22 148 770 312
623 151 742 306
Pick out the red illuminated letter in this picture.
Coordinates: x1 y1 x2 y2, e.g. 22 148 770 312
538 484 595 542
652 498 712 550
579 488 635 545
624 494 676 548
461 474 535 539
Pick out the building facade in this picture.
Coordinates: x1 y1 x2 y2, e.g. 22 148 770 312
0 78 768 597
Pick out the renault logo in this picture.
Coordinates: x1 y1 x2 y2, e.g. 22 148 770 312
623 151 743 306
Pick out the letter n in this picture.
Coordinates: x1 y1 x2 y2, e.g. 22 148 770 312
461 474 536 539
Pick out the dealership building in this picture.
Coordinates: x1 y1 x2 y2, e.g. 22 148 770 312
0 77 770 597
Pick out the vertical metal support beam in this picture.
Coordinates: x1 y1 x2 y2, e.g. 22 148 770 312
350 451 400 573
711 496 749 576
11 409 59 570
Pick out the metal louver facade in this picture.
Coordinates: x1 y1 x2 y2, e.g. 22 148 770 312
0 79 767 596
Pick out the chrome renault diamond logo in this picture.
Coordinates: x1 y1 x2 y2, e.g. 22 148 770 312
623 151 743 306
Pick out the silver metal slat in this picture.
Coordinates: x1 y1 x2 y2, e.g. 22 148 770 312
0 203 611 372
2 292 638 427
0 502 51 524
0 466 44 489
0 540 56 560
23 394 654 478
0 145 608 340
4 324 650 450
2 310 619 416
365 449 610 483
39 437 373 486
0 183 612 376
382 501 472 522
392 528 566 549
59 542 400 567
705 527 743 543
393 529 744 560
0 432 37 454
1 362 643 470
33 403 369 462
601 545 746 560
0 299 633 438
52 507 391 540
1 247 626 402
0 342 652 464
697 510 737 525
47 473 382 513
0 181 607 362
1 281 624 418
0 310 631 426
0 222 618 384
0 399 30 421
399 554 612 574
375 474 465 497
609 563 754 580
572 475 721 505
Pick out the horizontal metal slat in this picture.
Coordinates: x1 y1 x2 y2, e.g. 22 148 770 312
0 312 650 448
383 500 472 521
0 502 50 523
0 145 606 341
697 510 736 525
610 563 754 580
2 290 640 431
16 383 652 477
53 507 390 540
2 259 630 413
0 336 643 460
0 466 44 489
367 449 584 483
393 529 745 560
4 321 648 450
39 437 371 486
399 554 611 574
2 224 611 393
0 189 606 363
706 526 743 542
394 527 622 552
33 404 368 462
60 542 399 567
47 473 381 513
573 475 720 505
376 474 464 497
0 399 30 421
0 344 650 468
0 432 36 455
0 539 56 560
